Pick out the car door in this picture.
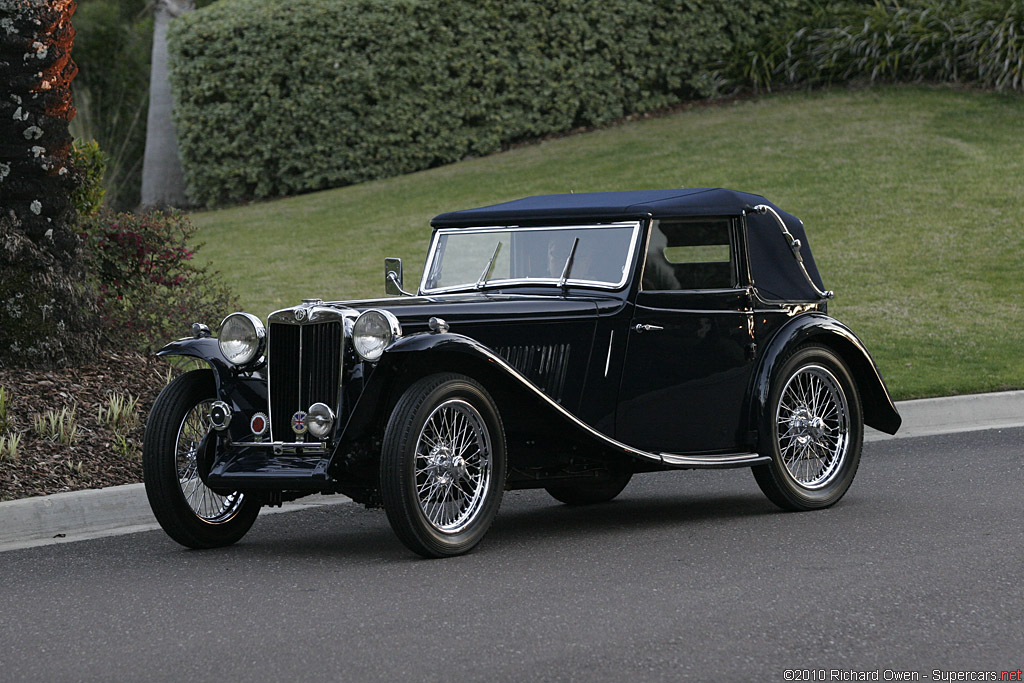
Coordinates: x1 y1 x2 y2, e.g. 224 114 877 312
615 218 755 454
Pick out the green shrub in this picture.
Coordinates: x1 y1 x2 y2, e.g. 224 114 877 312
79 209 238 349
726 0 1024 92
168 0 796 206
71 139 108 217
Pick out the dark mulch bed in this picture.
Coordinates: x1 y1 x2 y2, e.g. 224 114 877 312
0 351 172 501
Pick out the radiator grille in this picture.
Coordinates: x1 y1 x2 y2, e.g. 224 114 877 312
268 321 343 441
494 343 570 402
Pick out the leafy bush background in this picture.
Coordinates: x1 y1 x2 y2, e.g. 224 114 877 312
79 209 237 350
725 0 1024 93
168 0 796 206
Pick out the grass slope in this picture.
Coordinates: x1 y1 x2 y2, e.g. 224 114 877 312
192 86 1024 400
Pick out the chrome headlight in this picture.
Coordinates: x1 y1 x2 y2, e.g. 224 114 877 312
352 309 402 362
218 312 265 366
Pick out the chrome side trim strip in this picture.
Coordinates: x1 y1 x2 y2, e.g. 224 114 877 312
604 330 614 378
660 452 770 468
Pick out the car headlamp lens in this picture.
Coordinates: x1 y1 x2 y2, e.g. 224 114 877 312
353 309 401 362
218 313 265 366
306 402 335 440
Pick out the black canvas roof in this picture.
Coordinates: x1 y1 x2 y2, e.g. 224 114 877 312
430 188 770 228
430 188 828 303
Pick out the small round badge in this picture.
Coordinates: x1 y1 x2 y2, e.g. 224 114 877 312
291 411 308 435
250 412 268 436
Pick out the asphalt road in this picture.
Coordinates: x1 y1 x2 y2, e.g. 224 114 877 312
1 428 1021 682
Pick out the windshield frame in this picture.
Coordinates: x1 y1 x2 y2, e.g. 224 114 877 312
419 222 643 295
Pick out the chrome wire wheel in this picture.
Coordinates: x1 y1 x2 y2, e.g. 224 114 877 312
775 363 850 490
414 398 493 534
175 399 246 524
381 373 506 557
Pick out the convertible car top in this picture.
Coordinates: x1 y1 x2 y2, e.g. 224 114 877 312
434 189 828 303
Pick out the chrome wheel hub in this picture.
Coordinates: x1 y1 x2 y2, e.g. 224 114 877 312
414 399 492 534
775 364 850 489
790 408 827 446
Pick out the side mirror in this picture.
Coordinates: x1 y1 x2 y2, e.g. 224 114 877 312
384 257 411 296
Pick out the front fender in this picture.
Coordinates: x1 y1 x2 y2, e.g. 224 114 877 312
155 337 235 390
752 313 902 438
335 331 666 468
155 338 268 440
337 332 527 446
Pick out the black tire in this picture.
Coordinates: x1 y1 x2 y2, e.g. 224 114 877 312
143 369 260 548
381 373 506 558
753 344 864 511
545 471 632 505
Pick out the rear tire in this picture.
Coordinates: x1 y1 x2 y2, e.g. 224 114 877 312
381 373 506 558
752 345 863 511
545 471 632 505
143 369 260 548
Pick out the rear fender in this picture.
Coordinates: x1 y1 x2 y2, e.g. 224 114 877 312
751 313 902 441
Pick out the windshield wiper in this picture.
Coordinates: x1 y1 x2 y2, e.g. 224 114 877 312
557 237 580 289
475 241 503 289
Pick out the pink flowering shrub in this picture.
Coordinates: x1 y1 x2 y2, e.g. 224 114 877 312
79 209 238 350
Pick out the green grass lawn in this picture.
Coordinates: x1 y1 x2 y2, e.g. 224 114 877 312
191 85 1024 400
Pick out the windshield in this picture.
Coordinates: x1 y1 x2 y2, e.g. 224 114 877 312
421 223 640 293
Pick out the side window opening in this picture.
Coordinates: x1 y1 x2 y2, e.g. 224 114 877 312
642 219 734 291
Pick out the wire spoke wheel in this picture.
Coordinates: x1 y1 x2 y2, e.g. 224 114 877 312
775 364 850 489
414 399 492 533
753 345 864 511
144 370 260 549
174 399 247 524
381 373 506 558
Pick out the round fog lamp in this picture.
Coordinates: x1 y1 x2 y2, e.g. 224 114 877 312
209 401 232 431
306 402 335 440
218 312 265 366
352 309 401 362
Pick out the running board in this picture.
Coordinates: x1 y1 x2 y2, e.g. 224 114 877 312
659 452 770 469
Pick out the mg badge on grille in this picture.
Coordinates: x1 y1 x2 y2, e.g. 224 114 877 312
291 411 308 435
294 307 306 321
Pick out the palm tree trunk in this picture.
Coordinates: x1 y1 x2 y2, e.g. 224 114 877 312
139 0 193 209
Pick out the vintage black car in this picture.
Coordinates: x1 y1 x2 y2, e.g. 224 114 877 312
143 189 901 557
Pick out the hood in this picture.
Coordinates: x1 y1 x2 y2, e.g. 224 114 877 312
328 292 618 328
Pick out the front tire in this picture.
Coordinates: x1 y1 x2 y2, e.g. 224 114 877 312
381 373 506 558
753 344 864 511
143 369 260 548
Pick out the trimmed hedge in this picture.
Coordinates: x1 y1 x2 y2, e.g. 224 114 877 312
168 0 795 206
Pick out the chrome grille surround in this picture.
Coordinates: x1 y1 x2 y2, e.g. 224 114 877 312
266 305 355 444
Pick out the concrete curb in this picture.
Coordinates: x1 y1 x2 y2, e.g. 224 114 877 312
0 486 350 552
2 390 1022 552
